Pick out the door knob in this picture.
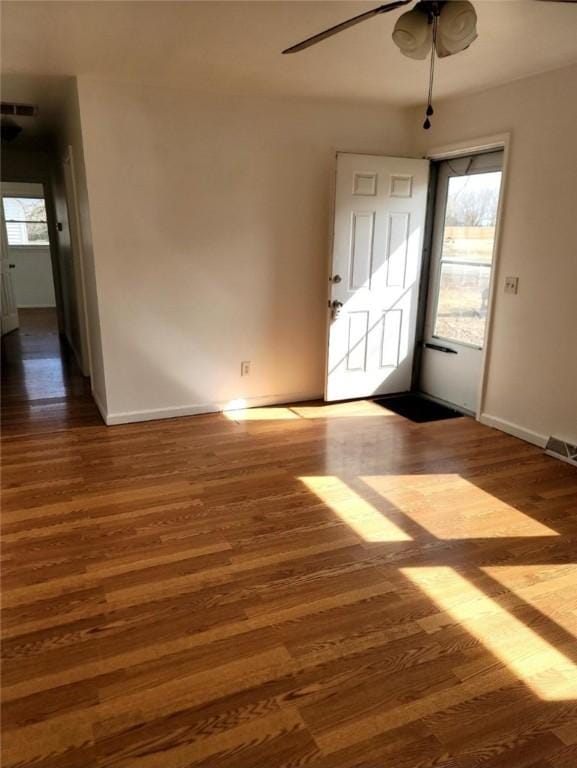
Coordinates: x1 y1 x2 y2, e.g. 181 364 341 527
331 274 342 284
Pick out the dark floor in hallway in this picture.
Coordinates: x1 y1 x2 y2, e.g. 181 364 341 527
1 308 102 436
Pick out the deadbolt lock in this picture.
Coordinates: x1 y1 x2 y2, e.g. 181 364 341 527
330 299 343 319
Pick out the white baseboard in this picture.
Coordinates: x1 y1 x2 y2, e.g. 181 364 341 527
103 391 323 427
479 413 547 448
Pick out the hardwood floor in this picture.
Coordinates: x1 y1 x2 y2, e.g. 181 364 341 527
2 318 577 767
1 308 102 437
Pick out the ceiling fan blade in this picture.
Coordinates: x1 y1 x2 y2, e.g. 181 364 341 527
282 1 413 54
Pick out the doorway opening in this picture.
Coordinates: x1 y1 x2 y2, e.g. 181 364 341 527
417 150 504 414
1 183 57 334
1 178 98 431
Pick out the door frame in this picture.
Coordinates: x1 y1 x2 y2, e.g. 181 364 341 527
420 133 511 420
63 145 92 378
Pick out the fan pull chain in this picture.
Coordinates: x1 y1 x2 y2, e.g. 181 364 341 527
423 13 438 130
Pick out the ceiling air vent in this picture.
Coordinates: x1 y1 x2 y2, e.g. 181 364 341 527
0 102 38 117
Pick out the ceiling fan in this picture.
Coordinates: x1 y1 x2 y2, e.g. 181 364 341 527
282 0 576 129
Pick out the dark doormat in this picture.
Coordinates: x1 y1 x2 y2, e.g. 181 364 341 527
374 394 463 423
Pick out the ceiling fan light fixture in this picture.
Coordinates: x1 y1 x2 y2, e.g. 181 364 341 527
392 7 432 60
436 0 477 57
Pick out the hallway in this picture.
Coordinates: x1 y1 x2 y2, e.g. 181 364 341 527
1 308 102 436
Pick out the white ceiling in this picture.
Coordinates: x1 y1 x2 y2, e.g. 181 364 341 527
1 1 577 109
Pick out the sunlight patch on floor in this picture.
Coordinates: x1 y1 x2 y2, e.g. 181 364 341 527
22 358 67 400
222 400 392 421
300 476 411 542
484 565 577 638
222 405 300 421
292 401 391 419
361 474 559 539
402 566 577 700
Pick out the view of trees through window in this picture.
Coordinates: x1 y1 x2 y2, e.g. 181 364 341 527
434 171 502 348
445 175 501 228
2 196 49 246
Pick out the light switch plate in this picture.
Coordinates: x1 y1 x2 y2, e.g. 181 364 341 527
504 276 519 294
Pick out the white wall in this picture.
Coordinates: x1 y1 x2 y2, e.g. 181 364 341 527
73 66 576 442
411 64 577 446
76 78 413 422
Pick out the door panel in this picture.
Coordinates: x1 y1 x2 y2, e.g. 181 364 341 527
63 147 91 376
325 153 429 402
420 151 503 412
0 202 19 335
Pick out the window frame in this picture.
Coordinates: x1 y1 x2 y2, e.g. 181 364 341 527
429 168 503 351
2 194 50 248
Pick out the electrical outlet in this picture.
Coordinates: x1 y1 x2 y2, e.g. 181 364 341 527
504 276 519 295
241 361 250 377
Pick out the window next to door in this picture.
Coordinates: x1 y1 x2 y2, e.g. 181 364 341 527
432 171 502 349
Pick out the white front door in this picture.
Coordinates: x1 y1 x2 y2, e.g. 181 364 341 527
326 153 429 402
0 202 19 335
420 151 503 413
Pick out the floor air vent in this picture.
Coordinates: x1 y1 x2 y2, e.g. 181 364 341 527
545 437 577 467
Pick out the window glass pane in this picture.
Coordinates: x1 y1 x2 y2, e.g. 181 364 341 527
432 169 502 348
442 172 501 265
3 197 47 222
3 197 49 245
24 222 49 243
434 262 491 347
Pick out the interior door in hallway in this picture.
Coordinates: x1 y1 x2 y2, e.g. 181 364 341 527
0 202 19 335
325 153 429 402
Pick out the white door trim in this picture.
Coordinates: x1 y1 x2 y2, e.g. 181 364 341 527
63 145 92 378
425 133 511 421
